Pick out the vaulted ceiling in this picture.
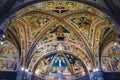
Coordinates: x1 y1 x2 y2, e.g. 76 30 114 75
0 0 120 79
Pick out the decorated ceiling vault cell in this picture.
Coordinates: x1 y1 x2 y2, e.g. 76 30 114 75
50 25 70 41
0 41 18 71
66 13 111 42
38 23 81 43
102 42 120 72
33 52 88 80
65 53 86 75
21 13 56 39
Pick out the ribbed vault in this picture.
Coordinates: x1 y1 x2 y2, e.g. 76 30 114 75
0 1 120 80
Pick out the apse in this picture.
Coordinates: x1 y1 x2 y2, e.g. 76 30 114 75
34 52 88 80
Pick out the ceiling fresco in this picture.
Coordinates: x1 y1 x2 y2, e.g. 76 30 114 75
0 1 119 80
34 52 87 80
9 0 108 12
0 41 19 71
21 13 56 39
28 41 92 72
102 41 120 72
